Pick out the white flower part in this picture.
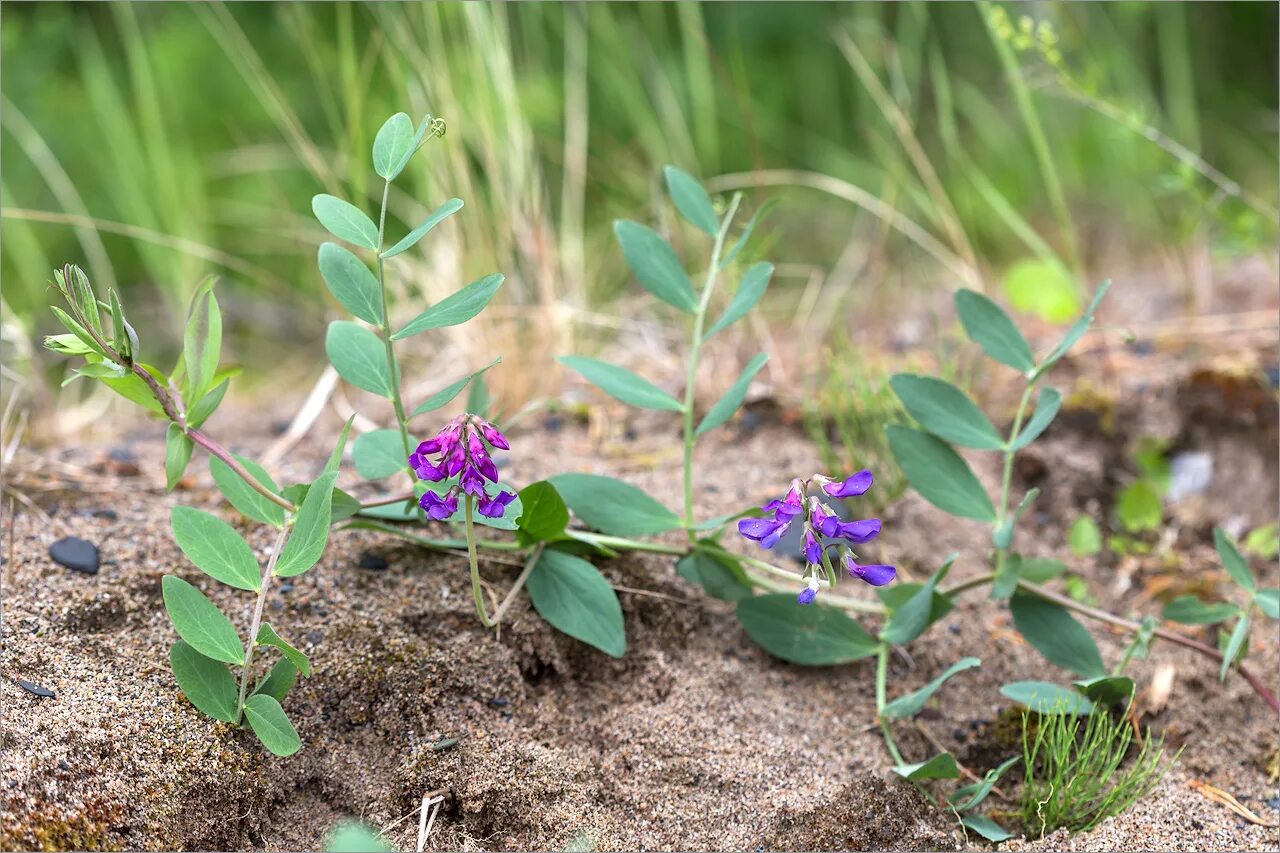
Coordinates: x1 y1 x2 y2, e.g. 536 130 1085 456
806 575 821 593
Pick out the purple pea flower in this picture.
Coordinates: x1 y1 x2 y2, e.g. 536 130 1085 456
410 413 518 521
739 470 895 604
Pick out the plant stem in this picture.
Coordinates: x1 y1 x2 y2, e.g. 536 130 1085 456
682 193 742 538
464 495 496 628
236 523 289 722
875 643 906 765
992 382 1036 584
373 177 414 466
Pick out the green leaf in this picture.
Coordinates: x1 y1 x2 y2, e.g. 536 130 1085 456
312 194 378 250
170 506 261 591
1072 675 1134 707
735 594 877 665
613 219 697 312
243 694 301 757
1116 481 1162 533
1068 516 1102 556
704 261 773 340
256 623 312 677
676 550 753 602
882 657 980 719
325 415 354 477
253 659 298 703
557 356 684 411
1000 680 1095 715
182 279 222 401
949 756 1020 812
876 582 954 625
1162 595 1240 625
548 473 682 537
187 378 228 428
990 554 1022 601
161 576 244 664
372 112 414 179
992 488 1039 552
98 372 166 415
955 289 1035 373
169 640 237 722
326 321 395 397
697 353 768 434
382 198 464 259
1037 280 1111 375
1009 387 1062 451
410 358 500 417
318 242 382 325
275 472 336 577
890 374 1004 450
49 306 107 358
1019 557 1068 584
1002 258 1081 323
516 481 570 544
1255 589 1279 620
331 488 362 523
392 273 503 339
961 814 1014 843
887 426 995 521
1214 527 1255 593
1243 524 1279 560
1219 615 1250 681
466 373 491 418
210 454 286 528
1009 592 1105 677
663 165 719 236
165 424 194 491
353 430 407 480
893 753 960 781
526 549 626 657
881 555 955 645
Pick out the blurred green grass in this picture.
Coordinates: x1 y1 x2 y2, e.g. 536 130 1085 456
3 2 1276 382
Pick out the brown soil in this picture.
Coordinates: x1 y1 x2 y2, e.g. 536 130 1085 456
3 343 1279 851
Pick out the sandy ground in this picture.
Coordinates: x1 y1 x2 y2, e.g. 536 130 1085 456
3 337 1279 851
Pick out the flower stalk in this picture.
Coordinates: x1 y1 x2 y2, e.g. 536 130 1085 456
235 523 290 723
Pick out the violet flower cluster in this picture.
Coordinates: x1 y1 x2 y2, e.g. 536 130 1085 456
409 413 517 520
738 470 896 604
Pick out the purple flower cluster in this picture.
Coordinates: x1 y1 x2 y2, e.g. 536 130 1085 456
409 414 517 520
738 470 896 605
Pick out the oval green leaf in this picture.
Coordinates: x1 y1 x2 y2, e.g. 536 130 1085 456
256 622 312 677
558 355 683 411
210 453 286 528
274 472 336 578
243 693 301 757
410 358 500 417
887 425 995 521
893 752 960 781
526 549 626 657
704 261 773 340
353 429 408 480
170 506 261 591
889 374 1004 450
392 273 503 339
1214 526 1255 593
1009 387 1062 451
165 423 194 492
663 165 718 236
1009 592 1105 677
312 194 378 250
161 575 244 664
613 219 697 312
1162 594 1240 625
955 289 1035 373
547 473 682 537
326 321 395 398
676 550 753 602
883 657 981 719
253 659 299 703
372 112 414 180
1072 675 1134 707
1000 680 1095 715
736 594 878 665
169 640 237 722
318 242 382 325
697 353 768 435
516 481 570 544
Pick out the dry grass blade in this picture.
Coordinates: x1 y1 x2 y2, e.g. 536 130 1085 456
1186 779 1279 828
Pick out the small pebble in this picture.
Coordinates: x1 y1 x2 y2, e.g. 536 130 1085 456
432 737 459 752
57 760 70 771
488 697 509 708
543 413 564 433
358 552 389 571
49 537 99 575
277 582 294 594
17 679 55 698
91 509 118 522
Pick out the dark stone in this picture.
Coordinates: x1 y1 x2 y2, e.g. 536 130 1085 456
91 509 118 522
269 601 283 612
57 759 70 771
358 552 389 571
305 630 323 645
277 582 294 594
17 679 54 698
488 697 509 708
543 413 564 433
1128 339 1154 356
1265 366 1279 388
49 537 99 575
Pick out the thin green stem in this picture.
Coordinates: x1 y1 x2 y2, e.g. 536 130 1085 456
992 382 1036 582
463 496 496 628
875 643 905 765
682 193 742 538
373 177 413 467
236 523 290 722
570 531 688 555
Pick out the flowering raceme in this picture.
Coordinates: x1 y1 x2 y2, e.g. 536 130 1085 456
738 470 896 604
410 414 517 520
